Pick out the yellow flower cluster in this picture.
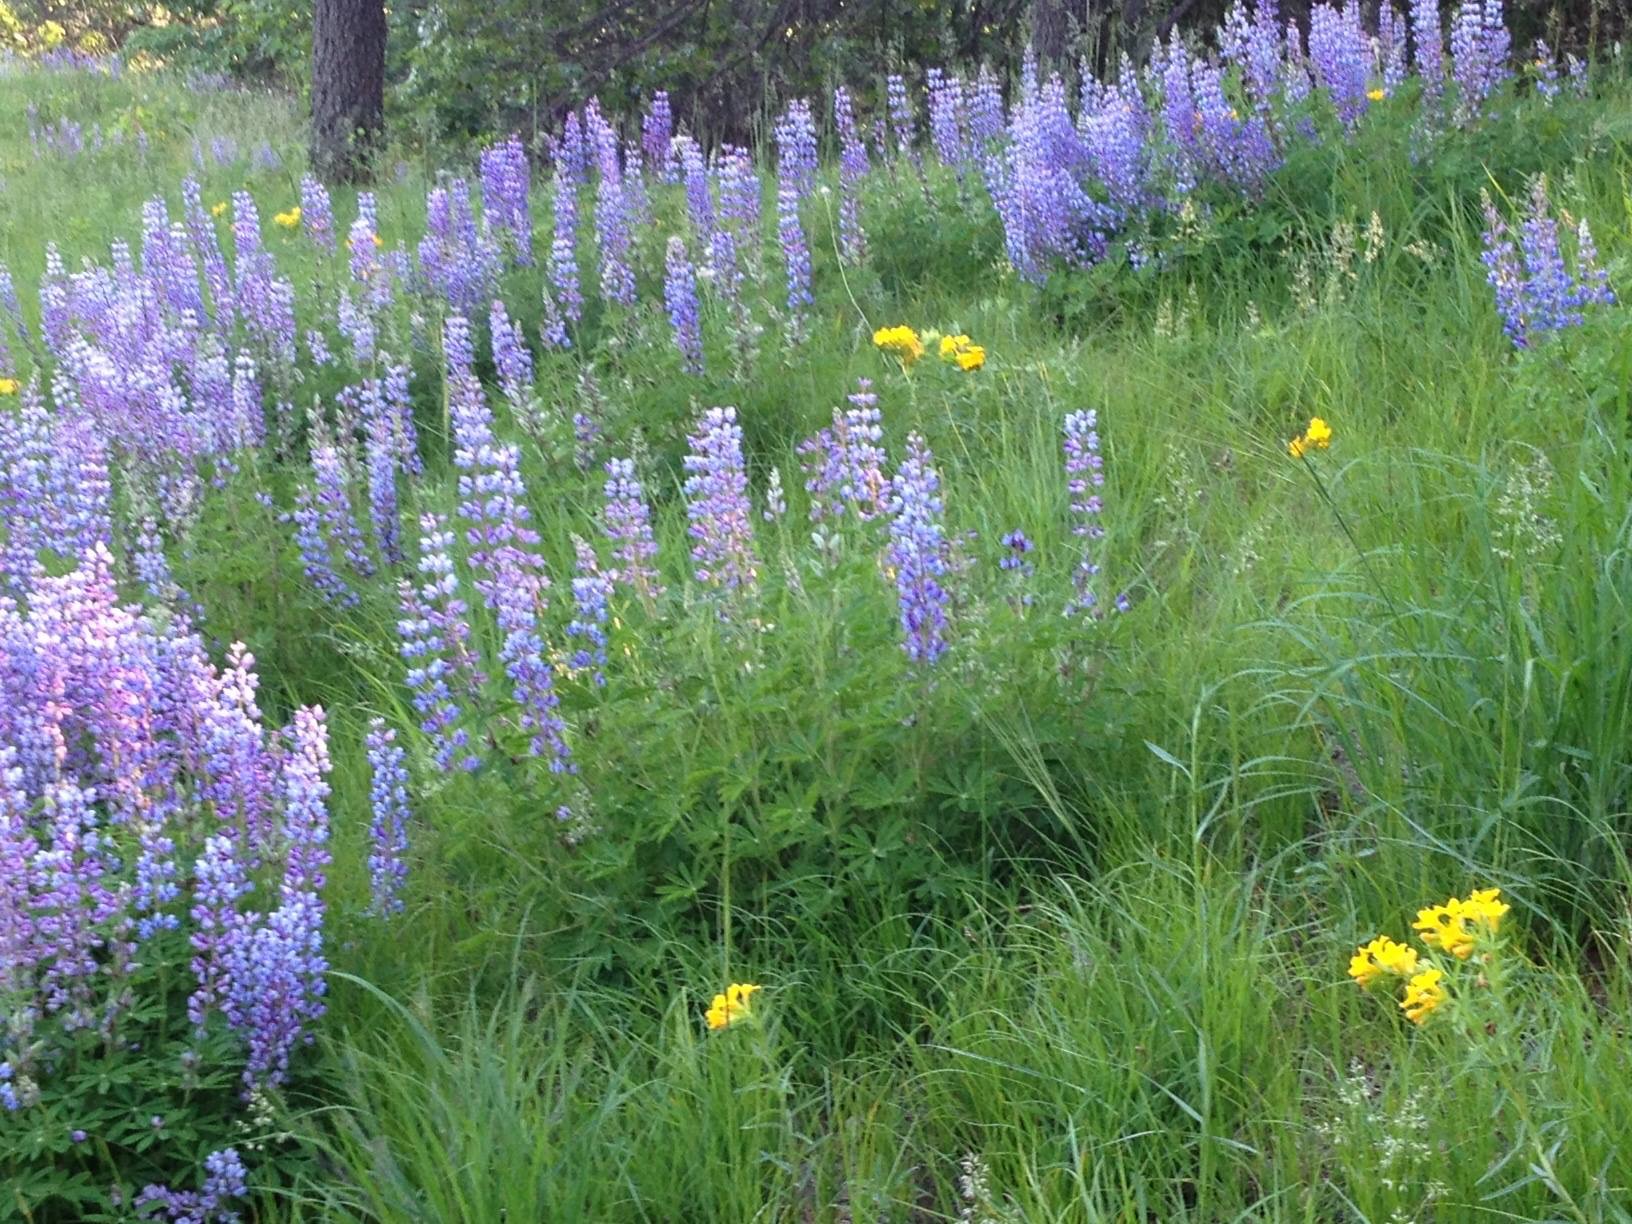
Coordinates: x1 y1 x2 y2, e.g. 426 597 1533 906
1288 416 1333 458
1400 968 1447 1023
210 201 229 218
1412 887 1509 960
873 325 924 368
938 334 986 372
273 206 302 229
705 982 760 1031
1347 935 1418 987
1347 887 1509 1025
1367 87 1388 102
0 378 20 397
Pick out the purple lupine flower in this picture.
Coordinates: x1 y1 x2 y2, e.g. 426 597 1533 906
1063 409 1105 617
926 69 968 171
676 136 715 251
549 162 583 324
187 832 248 1031
183 177 234 330
1410 0 1445 100
348 192 391 313
1158 37 1200 195
480 133 533 264
833 86 870 263
716 143 761 235
776 179 813 332
1533 39 1561 102
1080 82 1150 216
289 488 358 608
887 433 950 665
38 245 72 354
999 528 1037 610
420 180 500 314
305 329 334 367
1564 52 1587 96
281 704 332 899
198 642 278 857
799 378 890 523
489 298 534 404
1218 0 1286 120
490 545 573 769
1450 0 1511 120
590 108 637 307
218 708 329 1092
1518 177 1577 335
337 290 376 367
398 515 482 772
364 407 403 566
137 1147 249 1224
540 282 571 352
968 65 1006 148
379 362 421 476
774 98 819 200
364 719 411 915
1573 219 1615 308
558 109 588 185
887 72 918 164
1193 59 1278 192
1307 2 1370 127
138 197 205 323
34 779 123 1025
231 192 297 369
1001 74 1110 280
643 91 675 180
567 535 612 685
447 323 539 603
602 457 665 602
683 406 759 593
1377 3 1409 91
573 410 601 471
999 529 1035 572
312 440 374 578
664 237 705 375
622 142 651 227
300 175 337 253
0 750 34 997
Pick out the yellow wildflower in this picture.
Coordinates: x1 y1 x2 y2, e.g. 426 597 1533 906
273 206 302 229
1400 967 1447 1024
1413 899 1475 959
1348 935 1419 988
1367 88 1387 102
0 378 20 397
1289 416 1333 458
873 325 924 368
937 333 985 371
704 982 761 1031
1461 887 1509 930
210 201 228 217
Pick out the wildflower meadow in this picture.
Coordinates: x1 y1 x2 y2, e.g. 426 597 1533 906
3 2 1632 1219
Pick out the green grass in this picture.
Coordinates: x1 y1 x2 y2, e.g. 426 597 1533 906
4 53 1632 1223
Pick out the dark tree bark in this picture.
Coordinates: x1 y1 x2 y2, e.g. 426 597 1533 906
311 0 387 183
1030 0 1072 66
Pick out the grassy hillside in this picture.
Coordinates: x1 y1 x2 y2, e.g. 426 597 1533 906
3 44 1632 1223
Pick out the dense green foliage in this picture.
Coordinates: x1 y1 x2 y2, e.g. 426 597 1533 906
3 49 1632 1222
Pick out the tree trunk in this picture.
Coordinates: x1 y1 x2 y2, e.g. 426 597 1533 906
1030 0 1071 67
311 0 387 183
